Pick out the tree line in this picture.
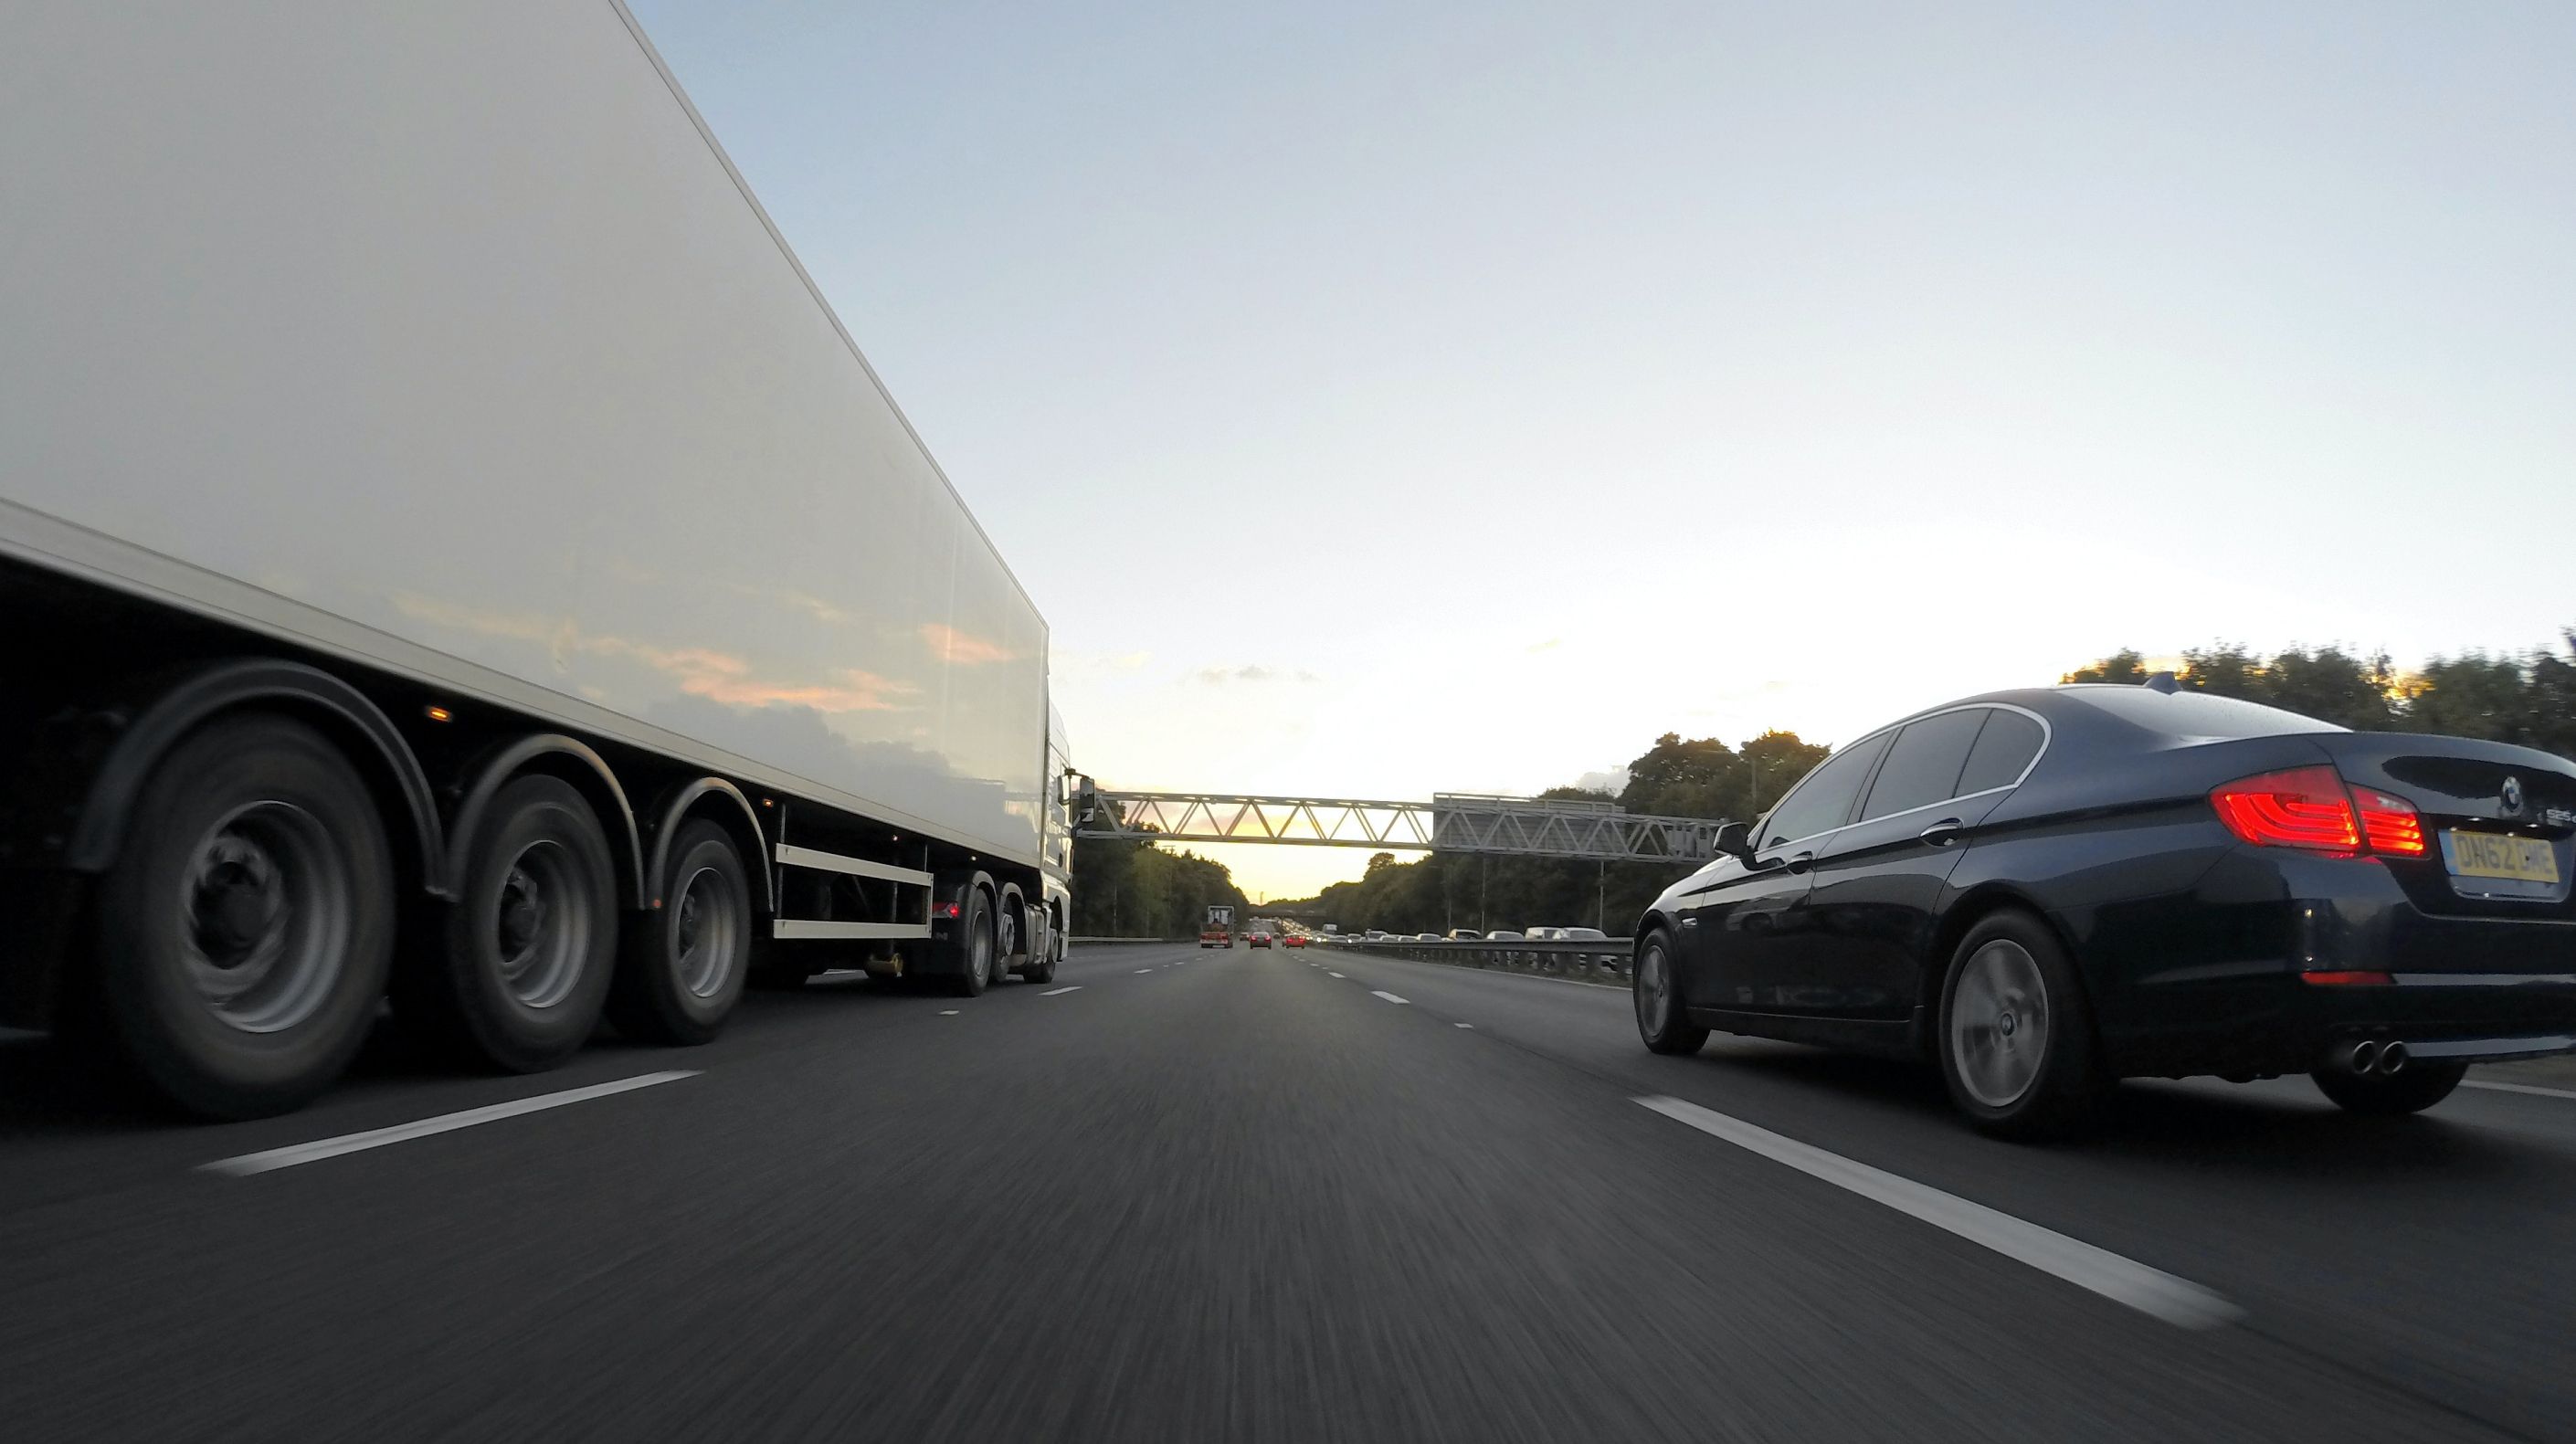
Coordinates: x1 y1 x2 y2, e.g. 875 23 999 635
2064 636 2576 754
1075 629 2575 940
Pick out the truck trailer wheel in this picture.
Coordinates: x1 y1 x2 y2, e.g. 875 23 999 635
93 713 396 1119
947 890 995 997
608 819 749 1045
409 775 617 1071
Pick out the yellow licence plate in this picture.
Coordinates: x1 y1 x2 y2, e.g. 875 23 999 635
2443 830 2562 885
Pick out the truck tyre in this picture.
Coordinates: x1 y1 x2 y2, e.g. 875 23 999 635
1937 911 2107 1141
410 774 617 1071
607 819 749 1045
93 713 395 1119
948 890 994 997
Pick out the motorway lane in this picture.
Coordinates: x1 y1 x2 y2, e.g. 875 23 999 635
1316 945 2576 1442
0 943 2549 1442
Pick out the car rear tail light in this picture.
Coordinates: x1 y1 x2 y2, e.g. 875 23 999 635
2211 766 2360 854
2211 766 2429 859
2349 785 2425 857
2300 970 2394 986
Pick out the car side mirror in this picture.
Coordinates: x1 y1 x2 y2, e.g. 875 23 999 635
1714 820 1753 861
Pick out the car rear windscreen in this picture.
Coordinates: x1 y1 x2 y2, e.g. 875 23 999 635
2066 687 2346 740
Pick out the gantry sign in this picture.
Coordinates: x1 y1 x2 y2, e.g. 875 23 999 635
1074 788 1724 865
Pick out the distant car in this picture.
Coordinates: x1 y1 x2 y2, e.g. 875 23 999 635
1365 931 1388 942
1446 929 1483 941
1561 927 1608 941
1248 931 1273 949
1635 682 2576 1139
1283 933 1307 948
1486 931 1526 942
1416 933 1441 943
1525 927 1565 941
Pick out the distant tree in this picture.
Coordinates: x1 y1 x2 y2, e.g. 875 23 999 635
2064 630 2574 744
2062 649 2149 685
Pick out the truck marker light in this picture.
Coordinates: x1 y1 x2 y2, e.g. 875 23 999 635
424 705 451 722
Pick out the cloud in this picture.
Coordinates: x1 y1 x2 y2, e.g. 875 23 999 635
1571 768 1630 796
1190 664 1324 685
392 594 914 714
921 622 1019 666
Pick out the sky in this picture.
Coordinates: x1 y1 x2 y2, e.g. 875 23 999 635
626 0 2576 901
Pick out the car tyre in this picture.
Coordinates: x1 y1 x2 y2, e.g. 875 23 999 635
1632 927 1706 1056
2310 1061 2466 1115
607 819 750 1046
92 713 396 1119
1936 911 2106 1140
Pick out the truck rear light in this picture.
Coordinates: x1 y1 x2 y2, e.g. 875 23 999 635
2349 785 2425 857
2211 766 2360 854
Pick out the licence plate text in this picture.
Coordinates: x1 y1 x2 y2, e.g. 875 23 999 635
2442 831 2561 885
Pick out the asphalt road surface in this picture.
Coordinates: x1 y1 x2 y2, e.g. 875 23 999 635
5 940 2575 1442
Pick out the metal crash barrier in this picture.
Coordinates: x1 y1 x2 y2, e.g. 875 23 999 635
1327 935 1634 981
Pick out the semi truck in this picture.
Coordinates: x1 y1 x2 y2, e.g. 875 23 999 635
0 1 1072 1118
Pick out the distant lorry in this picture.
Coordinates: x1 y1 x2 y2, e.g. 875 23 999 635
0 1 1072 1117
1201 906 1237 948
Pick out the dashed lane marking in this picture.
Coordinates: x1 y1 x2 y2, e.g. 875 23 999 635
1634 1095 2242 1330
1041 986 1082 996
1372 991 1410 1005
201 1071 700 1177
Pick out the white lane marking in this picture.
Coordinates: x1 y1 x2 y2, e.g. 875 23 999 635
201 1071 699 1178
1041 986 1082 996
1634 1095 2242 1330
1135 968 1155 974
939 1009 959 1016
1455 1022 1474 1029
1372 990 1410 1005
2465 1079 2576 1101
1327 972 1346 979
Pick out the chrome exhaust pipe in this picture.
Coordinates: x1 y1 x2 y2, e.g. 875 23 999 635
2346 1039 2381 1073
2379 1041 2409 1076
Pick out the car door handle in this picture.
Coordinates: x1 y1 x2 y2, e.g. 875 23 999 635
1918 818 1964 846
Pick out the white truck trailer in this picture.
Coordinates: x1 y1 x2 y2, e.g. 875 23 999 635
0 1 1072 1117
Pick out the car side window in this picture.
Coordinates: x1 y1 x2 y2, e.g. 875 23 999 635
1760 731 1893 848
1957 709 2046 795
1859 710 1988 821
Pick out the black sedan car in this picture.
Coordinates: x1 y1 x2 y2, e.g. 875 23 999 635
1633 681 2576 1137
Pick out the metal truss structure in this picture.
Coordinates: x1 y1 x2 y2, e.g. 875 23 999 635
1077 789 1724 864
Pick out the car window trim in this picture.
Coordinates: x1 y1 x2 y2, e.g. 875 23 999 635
1755 701 2053 856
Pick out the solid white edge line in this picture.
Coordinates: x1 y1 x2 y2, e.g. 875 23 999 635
1041 986 1082 996
1633 1095 2242 1330
1372 990 1410 1005
201 1071 700 1177
2464 1078 2576 1101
